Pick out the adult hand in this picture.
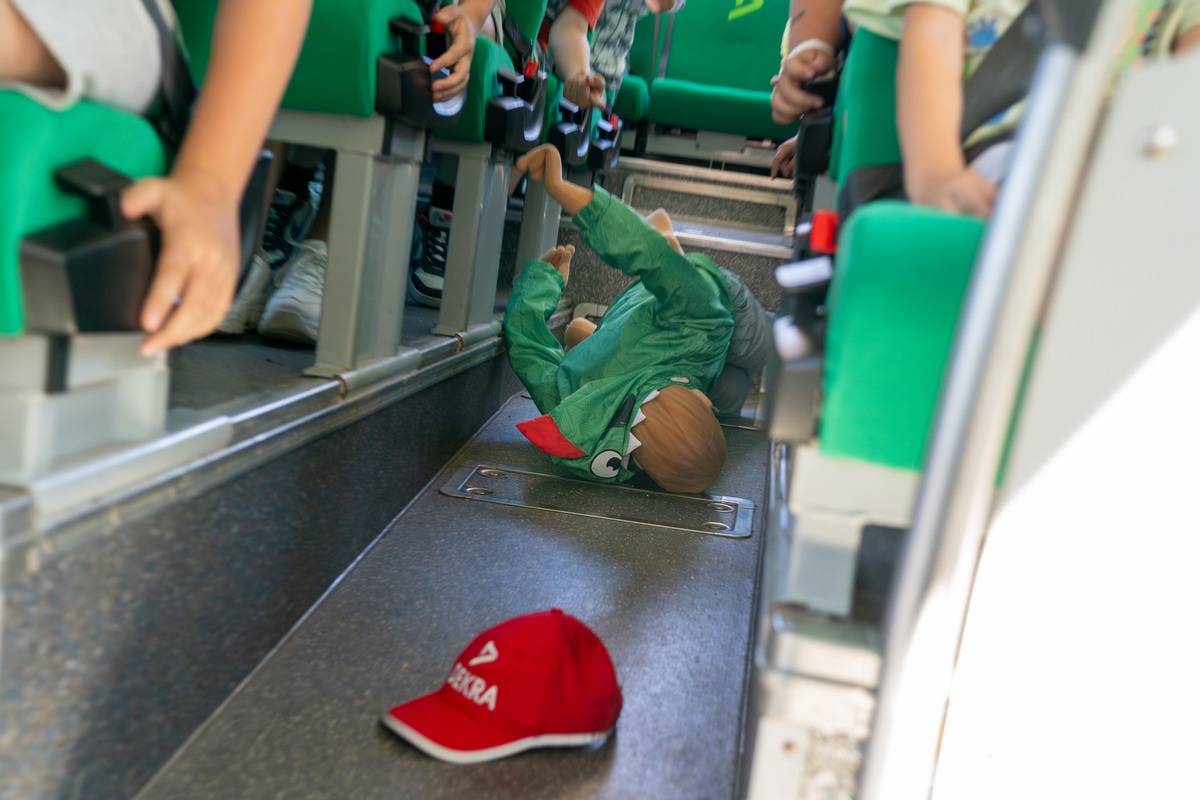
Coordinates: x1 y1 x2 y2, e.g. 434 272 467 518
430 3 481 103
121 164 240 356
908 168 997 218
770 42 836 124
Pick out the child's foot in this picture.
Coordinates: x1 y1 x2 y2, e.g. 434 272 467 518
540 244 575 284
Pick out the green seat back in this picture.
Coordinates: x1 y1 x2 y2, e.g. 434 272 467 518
0 93 168 335
646 0 795 141
829 29 902 186
627 12 660 82
661 0 788 90
175 0 423 117
820 202 985 470
613 13 668 123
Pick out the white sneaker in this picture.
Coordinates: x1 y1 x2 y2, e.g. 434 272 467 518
216 253 273 334
258 240 327 344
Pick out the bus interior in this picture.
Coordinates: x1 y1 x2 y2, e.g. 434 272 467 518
3 0 1198 797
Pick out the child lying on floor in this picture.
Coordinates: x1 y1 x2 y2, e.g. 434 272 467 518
503 144 771 493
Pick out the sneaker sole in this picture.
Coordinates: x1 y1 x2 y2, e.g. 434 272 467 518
259 307 319 344
406 280 443 309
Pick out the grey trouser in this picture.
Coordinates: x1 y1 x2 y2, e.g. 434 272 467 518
708 268 772 416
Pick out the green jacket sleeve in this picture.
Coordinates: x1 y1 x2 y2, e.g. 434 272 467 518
503 259 566 413
573 187 729 323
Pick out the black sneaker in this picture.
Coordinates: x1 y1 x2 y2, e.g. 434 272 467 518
262 164 324 271
407 207 451 307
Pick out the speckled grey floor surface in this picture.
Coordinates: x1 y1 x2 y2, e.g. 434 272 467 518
139 394 770 800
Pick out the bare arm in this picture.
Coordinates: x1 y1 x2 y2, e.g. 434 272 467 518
516 144 594 216
771 0 845 123
897 3 995 216
123 0 312 355
549 6 606 109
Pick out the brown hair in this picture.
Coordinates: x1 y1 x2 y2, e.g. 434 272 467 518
631 385 726 493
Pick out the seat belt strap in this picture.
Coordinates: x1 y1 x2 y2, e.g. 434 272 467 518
960 3 1041 140
137 0 197 152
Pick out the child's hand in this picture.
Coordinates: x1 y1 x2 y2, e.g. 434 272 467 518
771 136 798 179
516 143 562 183
564 71 606 111
908 168 997 218
771 44 835 124
540 244 575 284
121 165 241 356
429 3 481 103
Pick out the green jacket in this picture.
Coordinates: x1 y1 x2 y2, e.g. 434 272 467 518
504 187 734 484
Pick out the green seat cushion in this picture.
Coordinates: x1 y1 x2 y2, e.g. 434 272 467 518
830 29 901 186
819 201 985 471
648 79 795 142
613 75 649 123
175 0 423 117
0 93 168 335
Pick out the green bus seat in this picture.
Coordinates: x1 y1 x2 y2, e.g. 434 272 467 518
829 29 902 187
437 0 549 146
175 0 425 118
822 202 985 472
0 93 168 336
612 12 662 125
646 0 796 144
777 27 988 617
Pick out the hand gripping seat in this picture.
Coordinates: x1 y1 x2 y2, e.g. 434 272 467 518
177 0 457 378
645 0 798 167
0 93 173 486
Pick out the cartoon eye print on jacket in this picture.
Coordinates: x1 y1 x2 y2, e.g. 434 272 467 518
590 450 628 478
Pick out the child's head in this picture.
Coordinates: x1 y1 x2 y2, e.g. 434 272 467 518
645 208 684 255
632 385 726 493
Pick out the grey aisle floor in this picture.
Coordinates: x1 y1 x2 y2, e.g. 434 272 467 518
137 393 771 800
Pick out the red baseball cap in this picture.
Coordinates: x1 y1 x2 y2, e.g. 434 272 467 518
382 609 623 763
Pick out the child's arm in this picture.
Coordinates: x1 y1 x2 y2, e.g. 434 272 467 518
430 0 498 103
518 150 726 325
122 0 312 356
550 4 607 109
504 258 568 413
896 3 995 217
517 144 595 215
771 0 844 124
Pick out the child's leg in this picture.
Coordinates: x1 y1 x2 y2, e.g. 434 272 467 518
708 269 773 415
2 0 165 114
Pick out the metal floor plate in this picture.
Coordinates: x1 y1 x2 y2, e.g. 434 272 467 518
440 462 755 538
